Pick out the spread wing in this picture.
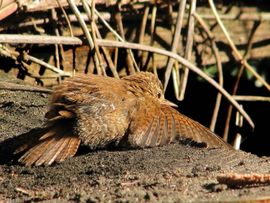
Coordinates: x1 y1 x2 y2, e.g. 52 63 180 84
127 98 175 147
160 105 231 148
127 98 231 149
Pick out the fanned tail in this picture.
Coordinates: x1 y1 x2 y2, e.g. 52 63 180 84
14 122 80 166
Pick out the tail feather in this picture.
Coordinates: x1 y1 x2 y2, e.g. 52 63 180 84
18 138 55 166
39 130 56 141
55 137 81 163
34 137 67 166
15 124 81 166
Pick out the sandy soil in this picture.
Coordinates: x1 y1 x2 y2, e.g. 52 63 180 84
1 77 270 203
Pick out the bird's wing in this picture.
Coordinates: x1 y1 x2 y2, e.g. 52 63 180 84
127 99 231 149
160 105 232 148
126 98 174 147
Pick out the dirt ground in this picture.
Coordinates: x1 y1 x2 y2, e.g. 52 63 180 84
1 77 270 203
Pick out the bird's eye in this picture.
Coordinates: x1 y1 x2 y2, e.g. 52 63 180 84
157 92 161 98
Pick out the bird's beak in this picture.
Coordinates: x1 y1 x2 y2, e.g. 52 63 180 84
162 99 178 107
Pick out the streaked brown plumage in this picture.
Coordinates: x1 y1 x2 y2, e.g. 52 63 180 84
15 72 231 166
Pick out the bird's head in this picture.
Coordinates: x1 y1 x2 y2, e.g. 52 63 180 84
122 71 177 107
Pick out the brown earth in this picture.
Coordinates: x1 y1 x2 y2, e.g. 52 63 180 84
1 76 270 203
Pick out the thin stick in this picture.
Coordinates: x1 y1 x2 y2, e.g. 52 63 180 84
138 6 149 47
223 21 261 141
114 46 119 70
94 24 119 78
90 0 106 76
114 3 136 74
67 0 101 75
0 34 82 45
92 3 139 72
194 12 224 132
178 0 197 100
163 0 186 91
51 9 61 71
232 95 270 102
217 173 270 188
56 0 74 74
56 0 74 37
0 82 52 93
142 5 157 72
138 5 149 68
67 0 93 48
82 0 104 75
150 6 157 74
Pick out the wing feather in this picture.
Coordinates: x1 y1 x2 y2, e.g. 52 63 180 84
161 105 231 148
145 116 160 147
127 97 231 149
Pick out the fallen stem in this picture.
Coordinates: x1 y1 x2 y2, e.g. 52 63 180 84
0 82 52 93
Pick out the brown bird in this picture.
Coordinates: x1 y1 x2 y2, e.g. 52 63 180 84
15 72 231 166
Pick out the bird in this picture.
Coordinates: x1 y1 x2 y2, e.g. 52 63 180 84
14 71 231 166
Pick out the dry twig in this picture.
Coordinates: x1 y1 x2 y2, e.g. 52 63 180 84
163 0 186 92
222 21 261 142
0 82 52 93
217 173 270 188
193 12 224 132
